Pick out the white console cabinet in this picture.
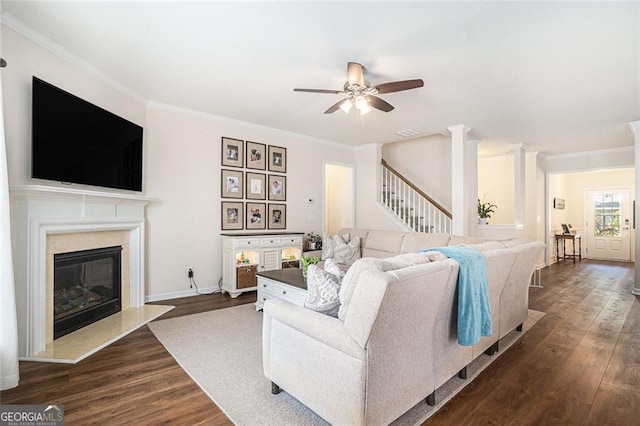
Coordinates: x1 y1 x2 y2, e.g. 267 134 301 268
221 233 303 298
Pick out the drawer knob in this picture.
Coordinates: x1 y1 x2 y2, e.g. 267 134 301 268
262 284 266 287
270 240 274 243
282 290 287 295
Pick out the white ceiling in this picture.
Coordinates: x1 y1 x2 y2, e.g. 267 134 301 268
2 1 639 157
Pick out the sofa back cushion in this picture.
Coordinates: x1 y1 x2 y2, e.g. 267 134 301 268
361 230 406 258
337 252 436 321
400 232 452 253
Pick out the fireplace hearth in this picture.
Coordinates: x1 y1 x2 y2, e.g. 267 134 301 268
54 246 123 339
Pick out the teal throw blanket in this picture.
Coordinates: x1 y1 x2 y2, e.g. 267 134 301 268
422 246 492 346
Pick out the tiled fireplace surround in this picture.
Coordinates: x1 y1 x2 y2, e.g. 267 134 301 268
10 185 156 359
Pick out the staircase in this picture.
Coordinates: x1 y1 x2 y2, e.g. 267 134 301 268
380 159 452 234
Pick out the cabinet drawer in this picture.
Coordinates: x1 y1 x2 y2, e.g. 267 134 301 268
282 236 303 246
236 265 257 289
261 237 282 246
236 238 260 248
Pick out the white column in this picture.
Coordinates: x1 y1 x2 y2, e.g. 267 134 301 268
513 143 526 225
448 124 475 235
630 121 640 295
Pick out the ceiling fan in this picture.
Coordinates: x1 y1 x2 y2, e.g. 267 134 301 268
294 62 424 115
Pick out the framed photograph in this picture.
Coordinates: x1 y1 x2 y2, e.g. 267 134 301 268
221 201 244 230
268 203 286 230
553 197 565 209
245 172 266 200
246 202 266 230
222 137 244 168
246 141 266 170
221 169 244 199
268 174 286 201
268 145 287 173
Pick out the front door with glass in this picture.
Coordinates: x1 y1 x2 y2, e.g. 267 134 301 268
585 189 631 261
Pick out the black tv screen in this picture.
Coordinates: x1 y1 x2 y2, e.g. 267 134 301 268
32 76 143 192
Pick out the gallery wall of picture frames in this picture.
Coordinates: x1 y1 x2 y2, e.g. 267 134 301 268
220 137 288 231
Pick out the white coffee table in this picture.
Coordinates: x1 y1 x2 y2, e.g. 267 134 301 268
255 268 307 311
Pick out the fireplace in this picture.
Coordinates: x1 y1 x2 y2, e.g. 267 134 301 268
54 246 123 339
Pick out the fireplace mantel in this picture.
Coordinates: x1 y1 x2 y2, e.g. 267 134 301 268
10 184 158 358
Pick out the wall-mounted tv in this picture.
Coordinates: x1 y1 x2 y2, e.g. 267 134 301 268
31 76 143 192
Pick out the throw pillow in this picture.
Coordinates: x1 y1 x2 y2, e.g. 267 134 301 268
337 251 435 321
321 233 350 260
304 264 341 317
324 257 346 283
333 235 361 270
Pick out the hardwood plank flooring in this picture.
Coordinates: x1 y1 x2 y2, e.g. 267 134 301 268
2 260 639 425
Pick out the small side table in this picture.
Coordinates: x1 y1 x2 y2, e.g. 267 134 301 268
555 234 582 264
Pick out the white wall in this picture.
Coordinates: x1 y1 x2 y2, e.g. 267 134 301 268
2 22 356 300
2 25 147 188
548 168 635 262
381 134 452 210
478 154 515 225
144 105 355 298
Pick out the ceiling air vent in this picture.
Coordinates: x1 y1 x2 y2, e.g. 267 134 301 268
395 129 423 138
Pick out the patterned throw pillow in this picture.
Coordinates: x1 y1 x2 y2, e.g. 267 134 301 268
321 233 350 260
333 236 361 270
324 257 346 283
304 264 341 317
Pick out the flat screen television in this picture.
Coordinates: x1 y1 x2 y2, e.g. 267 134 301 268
31 76 143 192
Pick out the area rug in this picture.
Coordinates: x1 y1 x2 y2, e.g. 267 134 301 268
148 304 545 425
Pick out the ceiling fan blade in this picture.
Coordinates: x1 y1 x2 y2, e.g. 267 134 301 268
324 98 349 114
294 88 343 94
375 79 424 94
347 62 365 87
368 96 395 112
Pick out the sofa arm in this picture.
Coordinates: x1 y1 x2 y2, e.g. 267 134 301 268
262 299 365 370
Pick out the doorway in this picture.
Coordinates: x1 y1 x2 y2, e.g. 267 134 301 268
585 188 632 261
324 163 355 235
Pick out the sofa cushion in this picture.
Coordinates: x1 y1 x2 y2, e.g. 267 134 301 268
304 264 341 317
400 232 452 253
333 236 361 270
459 241 506 252
321 233 350 260
337 252 434 321
361 230 405 258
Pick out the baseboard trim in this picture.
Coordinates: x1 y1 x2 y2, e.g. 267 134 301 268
145 287 221 303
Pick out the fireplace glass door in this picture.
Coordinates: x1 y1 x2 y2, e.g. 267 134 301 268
54 245 122 339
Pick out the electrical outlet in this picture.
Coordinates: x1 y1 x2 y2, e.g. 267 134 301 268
188 268 194 278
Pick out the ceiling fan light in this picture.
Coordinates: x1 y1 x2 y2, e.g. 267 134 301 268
355 95 368 110
340 99 353 114
359 104 372 115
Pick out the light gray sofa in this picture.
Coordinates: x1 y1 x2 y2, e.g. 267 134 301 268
262 228 544 425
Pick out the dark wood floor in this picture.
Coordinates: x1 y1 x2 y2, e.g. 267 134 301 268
2 260 639 425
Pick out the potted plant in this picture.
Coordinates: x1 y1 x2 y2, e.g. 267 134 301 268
477 198 497 225
301 254 319 278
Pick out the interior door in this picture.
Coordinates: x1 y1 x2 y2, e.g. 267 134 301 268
585 189 631 261
324 163 355 235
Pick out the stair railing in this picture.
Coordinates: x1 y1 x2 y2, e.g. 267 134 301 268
380 159 452 234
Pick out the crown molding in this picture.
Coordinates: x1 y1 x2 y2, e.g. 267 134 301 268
146 101 349 149
544 145 634 160
1 12 147 105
